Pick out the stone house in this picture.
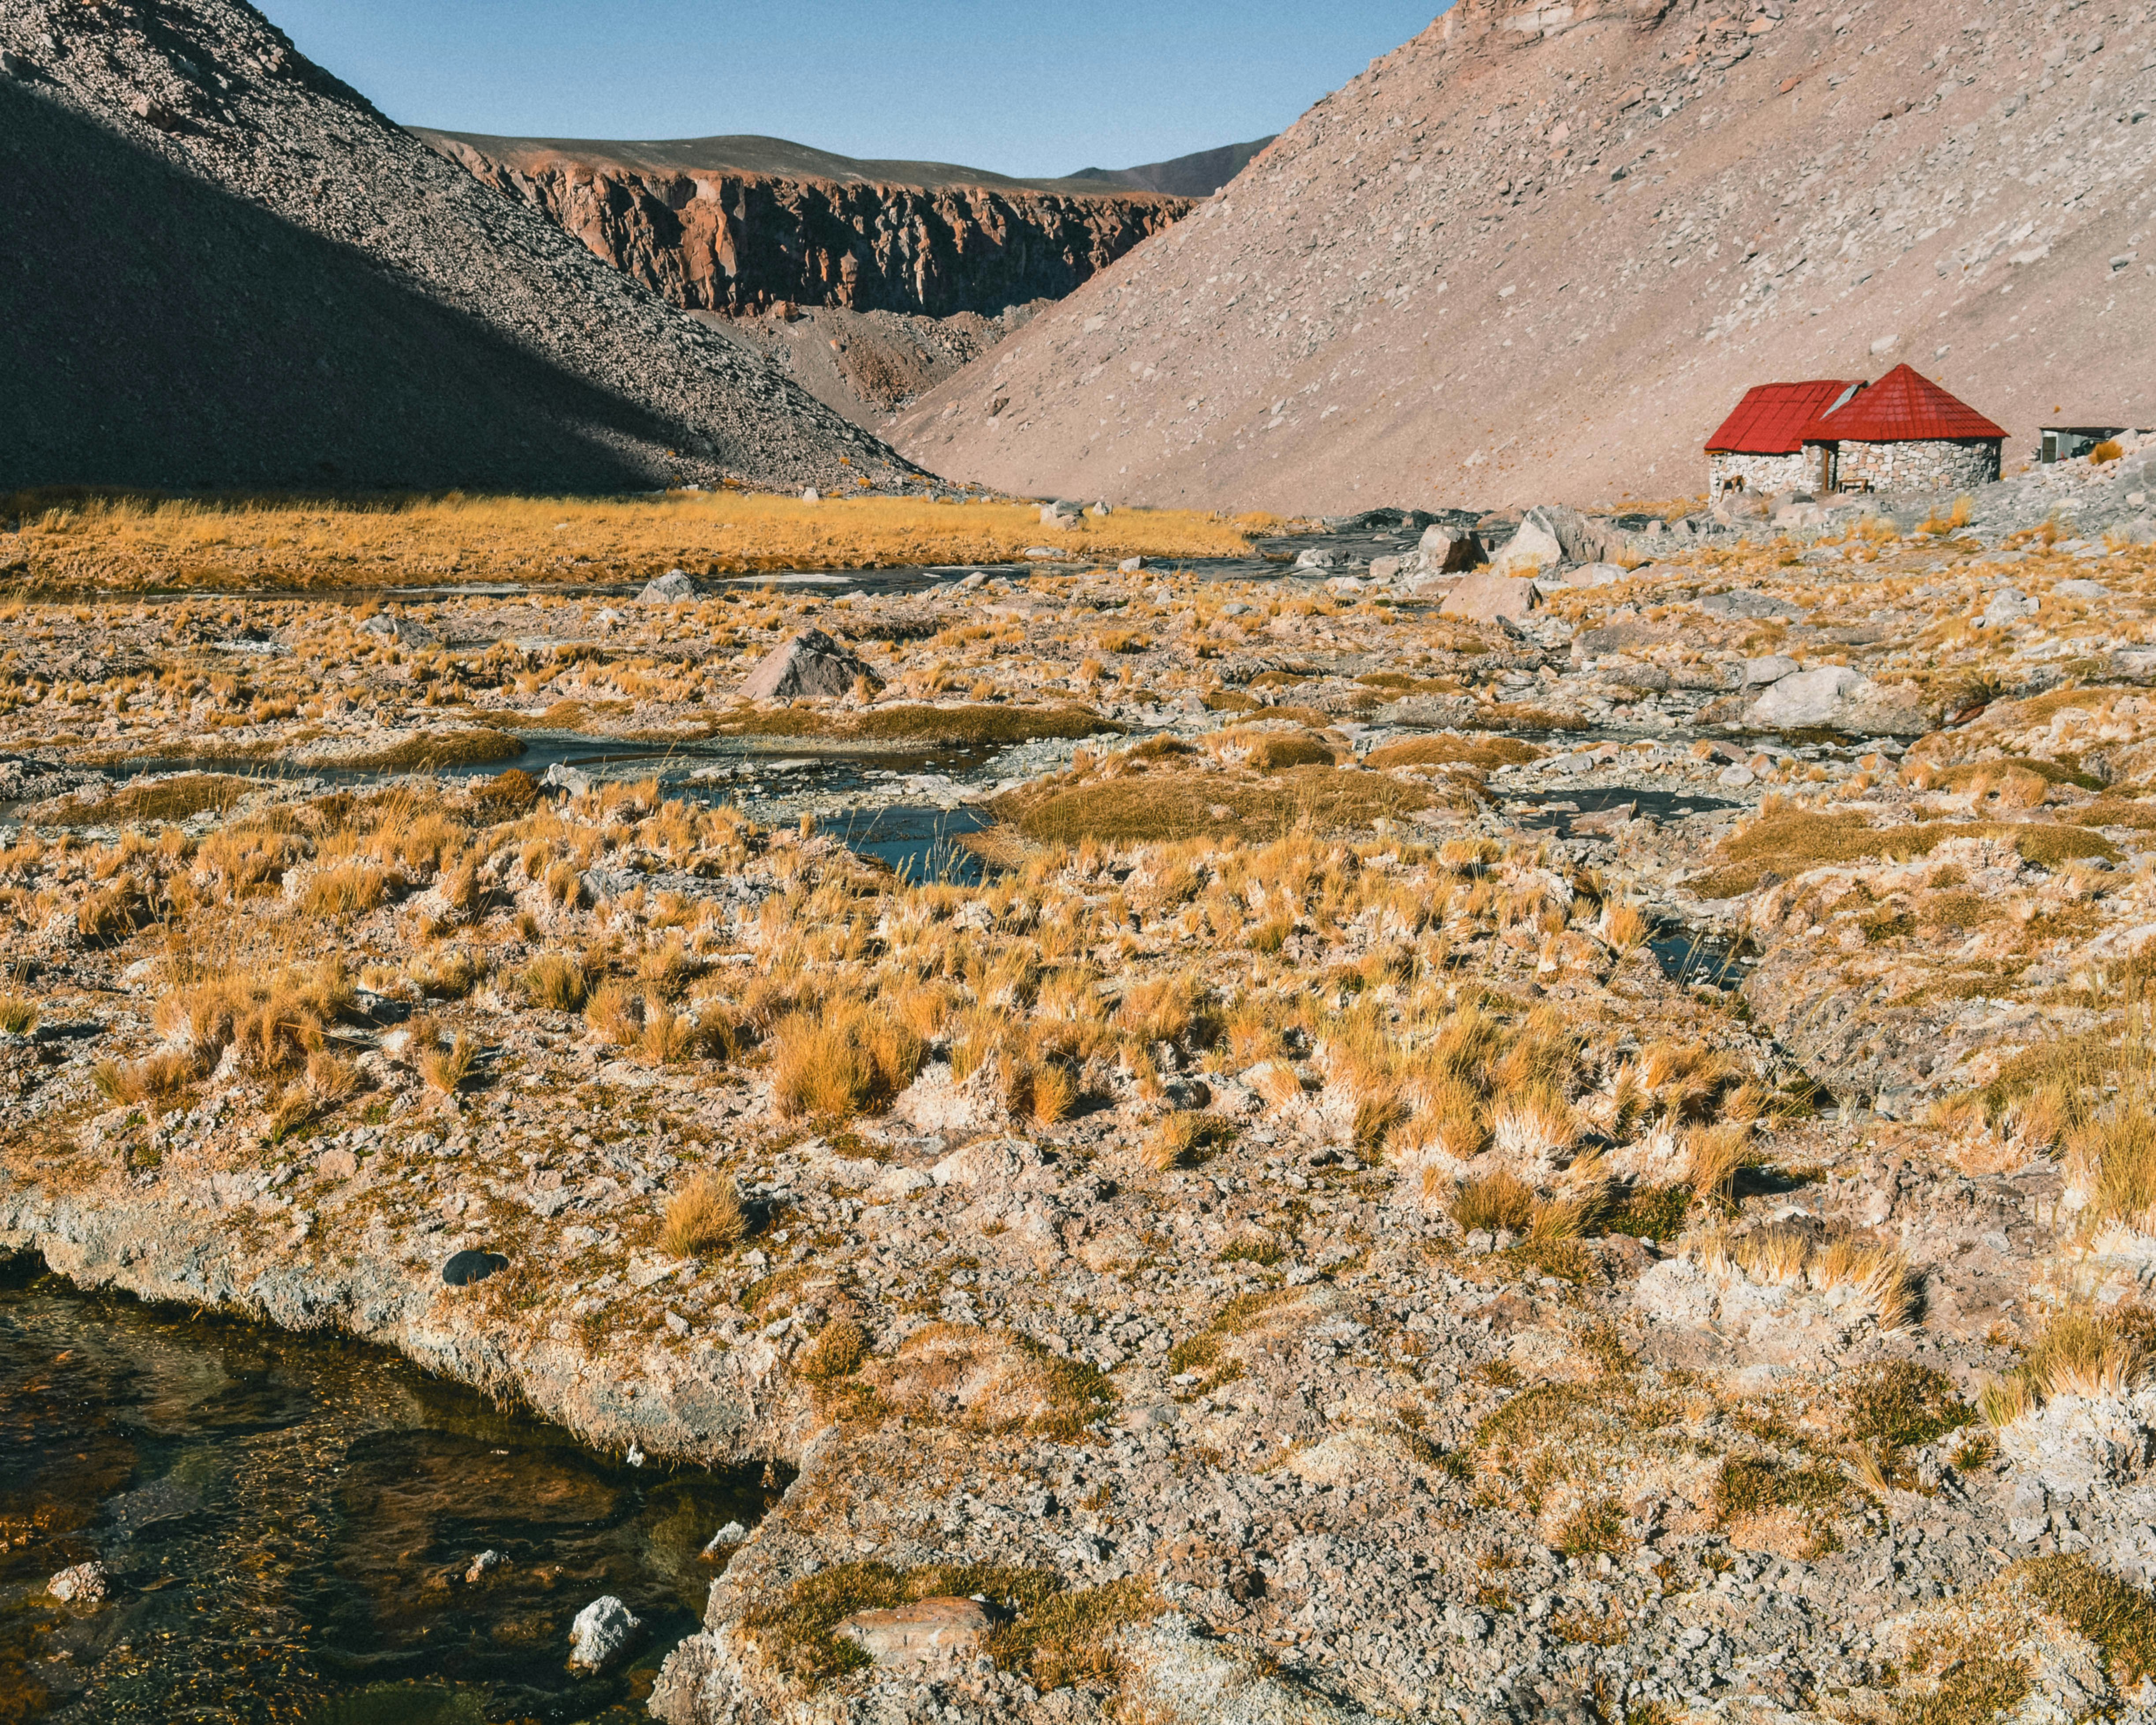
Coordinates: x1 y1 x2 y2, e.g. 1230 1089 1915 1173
1800 364 2005 493
1704 380 1861 501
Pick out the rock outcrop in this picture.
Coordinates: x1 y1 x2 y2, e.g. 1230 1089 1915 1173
420 132 1193 320
0 0 912 495
895 0 2156 511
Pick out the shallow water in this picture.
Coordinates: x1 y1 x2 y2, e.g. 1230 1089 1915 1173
0 1267 775 1724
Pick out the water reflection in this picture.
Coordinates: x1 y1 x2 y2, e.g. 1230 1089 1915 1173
0 1266 775 1723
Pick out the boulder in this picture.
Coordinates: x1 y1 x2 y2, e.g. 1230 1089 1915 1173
801 488 820 503
1438 570 1542 624
47 1562 109 1604
1118 555 1146 572
834 1597 991 1665
740 627 879 700
1040 500 1081 525
1488 514 1564 576
1294 547 1339 570
1743 655 1800 686
638 568 699 603
568 1595 642 1671
1416 523 1486 571
1979 588 2039 628
1695 589 1801 621
2055 579 2110 598
1747 666 1928 734
1563 562 1631 587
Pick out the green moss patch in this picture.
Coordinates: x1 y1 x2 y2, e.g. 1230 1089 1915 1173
715 703 1121 749
992 763 1435 846
37 771 256 827
313 729 525 772
1839 1362 1976 1449
742 1561 1154 1693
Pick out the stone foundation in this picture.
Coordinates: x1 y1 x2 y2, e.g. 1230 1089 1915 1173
1819 437 2001 494
1708 450 1807 501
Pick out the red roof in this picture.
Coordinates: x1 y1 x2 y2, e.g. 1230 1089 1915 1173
1705 380 1862 454
1803 363 2006 443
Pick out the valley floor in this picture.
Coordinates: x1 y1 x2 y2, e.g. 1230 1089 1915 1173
8 456 2156 1723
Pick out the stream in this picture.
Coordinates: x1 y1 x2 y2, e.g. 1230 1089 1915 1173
0 1263 775 1724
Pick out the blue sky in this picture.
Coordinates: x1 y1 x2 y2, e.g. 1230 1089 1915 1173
256 0 1443 176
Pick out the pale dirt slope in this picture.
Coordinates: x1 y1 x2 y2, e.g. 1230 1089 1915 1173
895 0 2156 512
0 0 910 496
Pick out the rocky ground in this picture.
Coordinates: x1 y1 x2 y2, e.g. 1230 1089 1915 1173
11 452 2156 1722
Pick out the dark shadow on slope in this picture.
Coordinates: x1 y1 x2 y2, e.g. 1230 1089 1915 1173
0 82 715 495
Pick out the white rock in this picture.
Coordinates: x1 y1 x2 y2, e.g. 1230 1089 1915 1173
46 1562 109 1604
702 1520 749 1554
1489 515 1565 576
1980 587 2039 628
1743 655 1800 686
801 488 820 503
1748 664 1865 726
2055 578 2110 598
567 1595 641 1671
638 569 698 603
1294 547 1339 570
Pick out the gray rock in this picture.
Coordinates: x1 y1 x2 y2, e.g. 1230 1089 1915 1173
1040 500 1081 525
1564 561 1631 587
638 568 699 603
1747 665 1927 734
542 763 593 796
357 611 439 647
2055 578 2110 598
1489 513 1565 575
801 488 821 503
1294 547 1340 570
1416 523 1486 571
1118 555 1146 572
740 627 878 700
1980 587 2039 627
701 1520 749 1555
1744 655 1800 686
1438 570 1542 623
568 1595 641 1671
1696 589 1801 620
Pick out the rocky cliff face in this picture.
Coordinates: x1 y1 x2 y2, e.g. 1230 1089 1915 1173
421 132 1193 320
895 0 2156 512
0 0 908 496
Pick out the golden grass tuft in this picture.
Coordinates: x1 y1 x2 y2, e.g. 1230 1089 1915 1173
1450 1169 1535 1234
659 1171 746 1258
1364 735 1545 771
7 489 1276 592
770 998 925 1119
419 1033 479 1094
0 994 40 1036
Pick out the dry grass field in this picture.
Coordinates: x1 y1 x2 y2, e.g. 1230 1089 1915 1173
0 490 1282 592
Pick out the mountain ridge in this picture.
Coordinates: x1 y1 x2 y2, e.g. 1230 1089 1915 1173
894 0 2156 511
0 0 909 495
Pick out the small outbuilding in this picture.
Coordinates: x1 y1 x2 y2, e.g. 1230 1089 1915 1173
2040 425 2149 463
1704 379 1860 502
1799 364 2006 493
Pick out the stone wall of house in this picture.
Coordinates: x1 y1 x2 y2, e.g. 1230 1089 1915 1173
1707 451 1808 500
1827 437 2001 493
